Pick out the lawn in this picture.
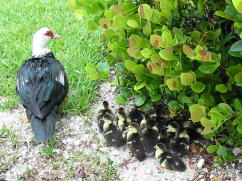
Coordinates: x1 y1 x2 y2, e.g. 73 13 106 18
0 0 105 114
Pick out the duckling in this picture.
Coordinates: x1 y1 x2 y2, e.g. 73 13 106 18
166 121 180 139
116 107 128 132
170 130 190 157
141 116 159 156
127 106 145 124
155 143 186 172
152 103 168 131
140 114 151 130
103 117 125 148
158 127 170 148
183 120 202 142
97 101 114 132
127 122 146 161
116 107 129 140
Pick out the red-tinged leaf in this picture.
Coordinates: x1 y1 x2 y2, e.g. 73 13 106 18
203 52 211 62
183 45 194 57
99 18 111 29
148 64 153 72
199 50 207 57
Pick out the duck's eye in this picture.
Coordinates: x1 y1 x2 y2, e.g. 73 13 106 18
45 31 53 37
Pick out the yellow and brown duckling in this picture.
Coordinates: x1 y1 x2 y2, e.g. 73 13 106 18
141 115 159 156
152 103 170 132
170 130 190 157
103 114 125 148
166 121 180 139
183 120 202 142
97 101 114 133
155 143 186 172
116 107 129 140
127 106 145 124
127 122 146 161
116 107 129 132
158 127 170 148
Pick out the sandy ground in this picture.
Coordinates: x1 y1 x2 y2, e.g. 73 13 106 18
0 82 242 181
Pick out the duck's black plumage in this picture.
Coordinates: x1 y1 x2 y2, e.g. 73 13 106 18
17 52 68 142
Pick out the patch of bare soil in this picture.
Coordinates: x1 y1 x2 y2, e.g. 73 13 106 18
0 82 241 181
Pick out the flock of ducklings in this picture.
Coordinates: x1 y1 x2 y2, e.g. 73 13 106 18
97 101 202 172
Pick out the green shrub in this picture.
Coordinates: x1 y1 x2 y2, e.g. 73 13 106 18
69 0 242 161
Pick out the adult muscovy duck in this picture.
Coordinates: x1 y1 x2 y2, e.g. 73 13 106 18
16 27 69 142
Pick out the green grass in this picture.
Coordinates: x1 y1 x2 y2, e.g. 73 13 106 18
0 125 20 178
0 124 19 147
0 0 104 114
40 137 58 157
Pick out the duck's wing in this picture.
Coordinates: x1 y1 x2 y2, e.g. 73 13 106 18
17 57 68 120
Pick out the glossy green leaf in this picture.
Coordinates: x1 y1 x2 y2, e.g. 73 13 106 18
124 60 137 71
141 48 152 58
151 9 162 24
237 121 242 134
234 72 242 86
215 84 228 93
151 94 161 102
200 117 216 128
147 59 165 76
198 94 215 107
166 78 182 91
232 0 242 13
115 95 127 105
209 107 227 122
173 28 184 43
138 4 153 20
119 88 131 99
191 31 201 42
134 81 146 90
189 104 206 122
127 48 141 58
143 21 152 36
161 30 176 48
217 145 227 158
180 72 194 86
229 40 242 58
218 103 234 117
129 34 142 48
191 82 205 93
159 48 177 61
135 95 147 106
85 63 99 80
214 155 223 162
183 45 194 58
215 11 234 21
132 64 146 74
233 99 242 112
207 145 217 153
168 100 183 111
127 20 139 28
198 62 220 74
201 126 213 135
112 14 127 29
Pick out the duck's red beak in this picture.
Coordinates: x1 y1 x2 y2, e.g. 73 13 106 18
52 34 62 39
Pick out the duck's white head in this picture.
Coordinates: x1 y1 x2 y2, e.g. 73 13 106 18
32 27 61 58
